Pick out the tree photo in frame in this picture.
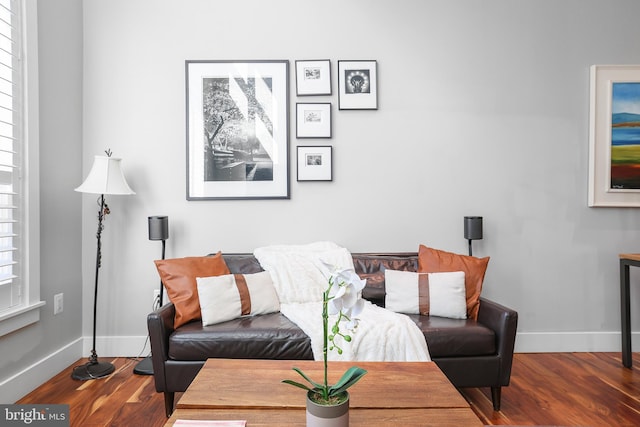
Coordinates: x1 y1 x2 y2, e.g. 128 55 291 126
589 65 640 207
338 60 378 110
186 60 290 200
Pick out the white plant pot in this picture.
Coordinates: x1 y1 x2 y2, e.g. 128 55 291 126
306 391 350 427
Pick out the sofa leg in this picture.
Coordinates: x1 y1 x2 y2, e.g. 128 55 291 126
491 386 501 411
164 392 175 418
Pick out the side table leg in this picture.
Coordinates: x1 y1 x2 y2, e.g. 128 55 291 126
621 260 632 368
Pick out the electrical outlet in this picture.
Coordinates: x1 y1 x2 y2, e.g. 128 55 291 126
54 293 63 315
153 289 160 306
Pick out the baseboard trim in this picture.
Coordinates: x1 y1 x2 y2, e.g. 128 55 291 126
514 331 636 352
85 335 152 358
0 338 82 403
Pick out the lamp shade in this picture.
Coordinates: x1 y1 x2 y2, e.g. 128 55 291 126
75 155 135 195
464 216 483 240
148 216 169 241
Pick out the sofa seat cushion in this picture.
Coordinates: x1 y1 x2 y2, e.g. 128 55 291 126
406 314 496 358
169 312 313 361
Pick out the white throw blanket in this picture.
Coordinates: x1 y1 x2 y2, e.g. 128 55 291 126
254 242 430 362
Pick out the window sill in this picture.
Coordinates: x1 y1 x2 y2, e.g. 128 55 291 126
0 301 46 337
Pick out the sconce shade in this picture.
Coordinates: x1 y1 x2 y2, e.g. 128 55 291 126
148 216 169 241
75 155 135 195
464 216 483 240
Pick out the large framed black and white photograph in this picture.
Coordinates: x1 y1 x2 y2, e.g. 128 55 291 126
295 59 331 96
297 145 332 181
338 60 378 110
186 60 290 200
296 103 331 138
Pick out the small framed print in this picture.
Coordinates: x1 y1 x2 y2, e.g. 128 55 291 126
296 60 332 96
338 60 378 110
297 145 332 181
296 103 332 138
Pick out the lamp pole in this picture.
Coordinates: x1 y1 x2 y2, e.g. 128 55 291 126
72 194 115 379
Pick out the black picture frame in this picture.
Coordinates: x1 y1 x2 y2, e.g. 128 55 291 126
296 103 332 139
338 60 378 110
295 59 332 96
185 60 290 200
297 146 333 181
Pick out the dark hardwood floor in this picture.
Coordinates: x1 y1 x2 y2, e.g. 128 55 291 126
461 352 640 426
16 352 640 426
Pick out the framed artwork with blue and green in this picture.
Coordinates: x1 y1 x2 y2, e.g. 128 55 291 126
611 82 640 189
589 65 640 207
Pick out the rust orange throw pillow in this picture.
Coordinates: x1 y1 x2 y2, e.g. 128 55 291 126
154 252 230 328
417 245 489 320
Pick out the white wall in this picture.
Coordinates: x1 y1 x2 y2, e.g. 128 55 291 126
0 0 84 404
79 0 640 356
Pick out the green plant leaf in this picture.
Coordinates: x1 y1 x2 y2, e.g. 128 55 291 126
281 379 313 392
291 367 325 390
328 366 367 396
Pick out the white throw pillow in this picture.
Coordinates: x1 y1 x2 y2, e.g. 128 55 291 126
197 271 280 326
385 270 467 319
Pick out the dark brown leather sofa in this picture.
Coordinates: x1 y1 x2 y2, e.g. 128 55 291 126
148 253 518 417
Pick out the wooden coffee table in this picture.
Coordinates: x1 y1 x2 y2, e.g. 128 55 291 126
165 359 482 426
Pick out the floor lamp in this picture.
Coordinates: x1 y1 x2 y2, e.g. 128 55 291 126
464 216 483 256
133 215 169 376
73 150 135 380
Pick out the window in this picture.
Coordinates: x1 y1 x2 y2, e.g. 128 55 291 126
0 0 21 313
0 0 42 336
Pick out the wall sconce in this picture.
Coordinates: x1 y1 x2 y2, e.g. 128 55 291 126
134 215 169 376
464 216 483 256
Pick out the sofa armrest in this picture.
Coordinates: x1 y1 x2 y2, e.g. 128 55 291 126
147 302 176 392
477 297 518 385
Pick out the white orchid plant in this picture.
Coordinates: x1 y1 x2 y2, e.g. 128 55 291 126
283 262 368 405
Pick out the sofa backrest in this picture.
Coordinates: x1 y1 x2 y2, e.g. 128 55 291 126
222 253 264 274
219 252 419 308
352 253 418 307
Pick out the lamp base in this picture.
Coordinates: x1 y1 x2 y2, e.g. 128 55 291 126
71 359 115 381
133 355 154 375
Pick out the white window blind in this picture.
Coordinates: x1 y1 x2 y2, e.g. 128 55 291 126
0 0 21 314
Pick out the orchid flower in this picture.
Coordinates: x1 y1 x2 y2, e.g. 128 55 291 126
322 263 366 353
326 264 366 322
283 261 368 403
329 270 366 316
